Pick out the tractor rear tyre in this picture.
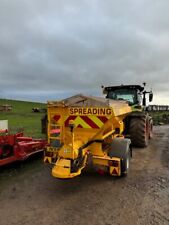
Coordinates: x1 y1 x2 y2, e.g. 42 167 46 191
129 116 149 148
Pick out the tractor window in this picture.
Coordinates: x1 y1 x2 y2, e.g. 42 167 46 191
107 89 137 105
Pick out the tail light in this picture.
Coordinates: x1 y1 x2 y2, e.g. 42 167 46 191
108 160 119 167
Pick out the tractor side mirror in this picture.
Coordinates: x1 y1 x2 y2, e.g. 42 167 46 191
149 92 153 102
102 86 107 95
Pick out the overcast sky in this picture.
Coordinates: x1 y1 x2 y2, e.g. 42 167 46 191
0 0 169 104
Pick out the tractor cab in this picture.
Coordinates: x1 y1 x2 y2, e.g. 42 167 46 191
102 84 154 147
103 84 153 107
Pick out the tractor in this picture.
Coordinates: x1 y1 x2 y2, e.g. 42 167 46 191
102 83 153 147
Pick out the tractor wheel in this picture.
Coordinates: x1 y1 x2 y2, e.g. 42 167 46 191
129 116 149 148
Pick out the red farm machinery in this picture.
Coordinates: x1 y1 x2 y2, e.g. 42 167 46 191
0 130 46 166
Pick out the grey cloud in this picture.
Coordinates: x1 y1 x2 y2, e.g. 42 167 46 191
0 0 169 103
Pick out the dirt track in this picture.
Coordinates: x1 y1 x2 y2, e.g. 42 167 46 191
0 125 169 225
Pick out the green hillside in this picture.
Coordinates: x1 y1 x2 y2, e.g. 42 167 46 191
0 99 46 138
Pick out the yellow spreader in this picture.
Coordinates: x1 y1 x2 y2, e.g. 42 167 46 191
44 94 132 178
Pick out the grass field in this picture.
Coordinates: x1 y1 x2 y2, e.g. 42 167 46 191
0 99 46 138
